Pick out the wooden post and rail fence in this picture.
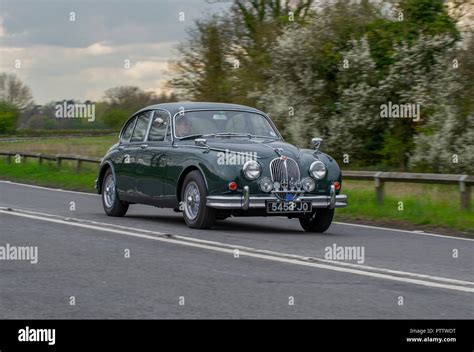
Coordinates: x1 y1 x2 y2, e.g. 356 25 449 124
0 151 472 210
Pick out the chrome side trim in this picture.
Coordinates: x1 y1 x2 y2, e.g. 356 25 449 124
171 144 263 158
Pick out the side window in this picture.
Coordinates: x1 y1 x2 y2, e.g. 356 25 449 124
148 111 170 142
130 112 151 142
121 117 137 143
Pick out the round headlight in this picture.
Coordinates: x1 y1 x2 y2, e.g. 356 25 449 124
242 160 261 180
309 160 327 180
259 177 273 192
301 177 316 192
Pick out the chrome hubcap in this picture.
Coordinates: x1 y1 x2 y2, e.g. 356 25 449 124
103 174 116 208
184 181 200 221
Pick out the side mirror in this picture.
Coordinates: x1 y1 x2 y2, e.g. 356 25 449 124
311 137 322 152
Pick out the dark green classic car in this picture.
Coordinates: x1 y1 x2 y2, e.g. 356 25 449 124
96 102 347 232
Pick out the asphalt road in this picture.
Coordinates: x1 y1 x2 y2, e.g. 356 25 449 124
0 181 472 319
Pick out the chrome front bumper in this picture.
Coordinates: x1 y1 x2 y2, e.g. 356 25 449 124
207 185 347 210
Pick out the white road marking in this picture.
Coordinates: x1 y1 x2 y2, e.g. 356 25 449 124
1 209 473 293
334 221 474 241
6 207 473 287
1 180 472 241
0 180 98 196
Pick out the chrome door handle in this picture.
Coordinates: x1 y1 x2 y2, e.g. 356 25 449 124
140 144 148 149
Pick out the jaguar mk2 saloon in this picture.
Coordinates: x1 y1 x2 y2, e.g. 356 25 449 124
96 102 347 232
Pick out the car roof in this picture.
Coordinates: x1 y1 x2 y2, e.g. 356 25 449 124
136 102 264 116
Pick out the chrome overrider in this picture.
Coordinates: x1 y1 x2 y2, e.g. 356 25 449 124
207 184 348 210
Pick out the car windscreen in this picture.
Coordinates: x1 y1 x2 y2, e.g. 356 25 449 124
174 110 279 138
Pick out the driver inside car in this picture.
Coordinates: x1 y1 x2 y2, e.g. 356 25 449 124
175 116 193 137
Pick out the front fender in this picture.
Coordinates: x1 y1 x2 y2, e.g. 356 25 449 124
96 160 116 194
298 150 342 194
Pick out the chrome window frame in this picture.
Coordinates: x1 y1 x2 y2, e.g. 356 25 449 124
129 110 154 144
119 115 139 145
146 109 173 143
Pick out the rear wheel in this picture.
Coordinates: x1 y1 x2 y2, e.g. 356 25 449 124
299 209 334 233
181 171 215 229
102 168 129 217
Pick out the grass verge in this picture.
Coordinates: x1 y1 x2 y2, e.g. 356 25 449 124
336 181 474 234
0 159 97 192
0 135 117 158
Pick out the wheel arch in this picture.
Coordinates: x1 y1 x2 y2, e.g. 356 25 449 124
96 161 116 194
176 165 209 203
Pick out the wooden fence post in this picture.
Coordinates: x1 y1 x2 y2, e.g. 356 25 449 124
56 156 62 167
460 176 471 211
374 172 384 204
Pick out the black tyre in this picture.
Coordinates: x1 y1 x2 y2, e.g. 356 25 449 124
181 170 215 229
101 168 129 217
299 209 334 233
216 212 230 221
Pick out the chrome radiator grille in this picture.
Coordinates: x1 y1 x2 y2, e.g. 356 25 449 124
269 157 300 186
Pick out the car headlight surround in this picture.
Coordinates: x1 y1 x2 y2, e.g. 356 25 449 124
301 177 316 192
309 160 327 180
259 177 273 192
242 160 261 180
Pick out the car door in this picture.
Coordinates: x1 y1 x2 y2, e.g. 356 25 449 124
135 110 172 203
116 111 152 199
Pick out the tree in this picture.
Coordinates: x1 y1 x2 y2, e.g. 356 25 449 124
256 0 382 153
167 0 472 172
101 86 176 128
103 86 157 111
26 114 59 130
409 34 474 173
102 109 131 129
258 3 468 169
373 34 459 169
167 1 314 103
229 0 314 105
0 73 34 110
102 86 157 128
167 16 233 101
0 102 19 134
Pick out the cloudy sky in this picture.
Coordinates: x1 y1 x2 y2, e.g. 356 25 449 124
0 0 230 103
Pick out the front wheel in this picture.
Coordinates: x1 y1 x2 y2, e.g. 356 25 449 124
102 169 129 217
299 209 334 233
181 170 215 229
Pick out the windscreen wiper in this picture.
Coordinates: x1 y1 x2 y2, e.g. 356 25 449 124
250 134 280 139
212 132 252 138
177 134 204 140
